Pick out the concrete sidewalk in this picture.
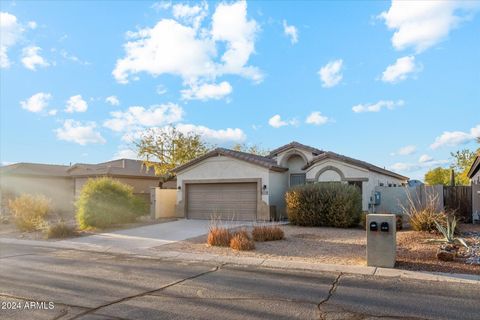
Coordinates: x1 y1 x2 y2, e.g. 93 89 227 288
1 236 478 285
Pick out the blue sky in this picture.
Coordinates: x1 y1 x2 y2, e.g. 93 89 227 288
1 0 479 180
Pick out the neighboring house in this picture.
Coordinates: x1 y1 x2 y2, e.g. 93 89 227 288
172 141 408 221
467 155 480 185
0 159 160 215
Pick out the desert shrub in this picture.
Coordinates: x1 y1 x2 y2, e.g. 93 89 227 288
207 225 232 247
45 222 77 239
401 189 446 232
233 228 251 240
286 182 362 228
8 194 51 231
75 178 146 229
230 232 255 251
252 225 284 241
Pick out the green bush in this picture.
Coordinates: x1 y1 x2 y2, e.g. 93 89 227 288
8 194 51 231
45 222 77 239
75 178 147 229
286 182 362 228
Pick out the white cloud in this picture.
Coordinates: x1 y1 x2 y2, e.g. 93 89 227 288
430 124 480 149
419 154 433 163
379 1 479 53
381 56 419 83
105 95 120 106
177 124 246 142
55 120 106 145
112 148 139 160
151 1 171 11
181 81 232 101
103 103 184 132
113 1 261 100
172 2 208 30
0 12 24 68
20 92 52 113
318 59 343 88
282 20 298 44
305 111 329 126
390 158 449 173
65 95 88 113
27 21 37 29
48 109 58 116
21 46 49 70
156 85 167 95
391 145 416 156
268 114 298 128
352 99 404 113
59 49 90 65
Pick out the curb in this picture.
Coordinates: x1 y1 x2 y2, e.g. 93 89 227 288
1 237 479 284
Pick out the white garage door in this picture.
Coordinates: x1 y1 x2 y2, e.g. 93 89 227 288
186 183 257 221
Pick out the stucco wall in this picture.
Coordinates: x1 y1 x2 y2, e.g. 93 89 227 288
305 159 406 211
0 175 74 215
152 188 177 219
275 147 315 167
175 156 271 220
268 171 288 219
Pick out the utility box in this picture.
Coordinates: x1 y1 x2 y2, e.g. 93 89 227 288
366 214 396 268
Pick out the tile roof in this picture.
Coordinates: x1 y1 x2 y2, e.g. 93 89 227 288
0 163 70 177
302 151 408 180
268 141 324 157
172 148 288 173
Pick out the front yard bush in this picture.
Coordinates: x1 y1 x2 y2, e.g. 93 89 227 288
45 222 77 239
252 225 284 241
8 194 51 231
286 182 362 228
401 189 446 232
75 178 146 229
207 225 232 247
230 231 255 251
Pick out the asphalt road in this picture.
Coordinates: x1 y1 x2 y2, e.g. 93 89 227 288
0 243 478 320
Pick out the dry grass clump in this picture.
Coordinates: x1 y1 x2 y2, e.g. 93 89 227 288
45 222 77 239
401 188 446 232
207 225 232 247
230 230 255 251
8 194 51 231
252 225 285 242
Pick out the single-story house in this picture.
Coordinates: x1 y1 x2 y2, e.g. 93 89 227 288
468 154 480 185
172 141 409 221
0 159 160 215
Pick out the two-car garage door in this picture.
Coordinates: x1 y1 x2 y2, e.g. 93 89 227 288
186 182 257 221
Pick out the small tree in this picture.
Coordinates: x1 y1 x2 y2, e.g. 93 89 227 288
450 149 477 185
232 143 270 156
424 167 451 186
135 126 210 181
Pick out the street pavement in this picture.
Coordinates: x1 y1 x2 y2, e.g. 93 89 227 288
0 243 479 320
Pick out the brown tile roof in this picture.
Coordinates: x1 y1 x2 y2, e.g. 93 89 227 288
302 151 409 180
68 159 157 178
172 148 288 173
268 141 324 158
0 163 70 177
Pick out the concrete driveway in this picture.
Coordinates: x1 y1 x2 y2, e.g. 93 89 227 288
61 219 217 254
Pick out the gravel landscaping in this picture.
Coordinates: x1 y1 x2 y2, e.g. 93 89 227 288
160 223 480 275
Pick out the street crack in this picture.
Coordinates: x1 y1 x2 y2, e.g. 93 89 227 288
68 264 223 320
317 272 342 320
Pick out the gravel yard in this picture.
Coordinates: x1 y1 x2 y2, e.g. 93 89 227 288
160 224 480 275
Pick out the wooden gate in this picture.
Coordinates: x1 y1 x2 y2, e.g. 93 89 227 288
443 186 472 223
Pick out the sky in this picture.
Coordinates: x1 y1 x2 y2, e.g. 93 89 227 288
1 0 479 180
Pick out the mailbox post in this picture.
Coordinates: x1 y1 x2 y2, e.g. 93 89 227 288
366 214 396 268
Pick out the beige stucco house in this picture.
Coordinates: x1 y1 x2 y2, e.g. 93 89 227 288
0 159 160 215
173 142 408 221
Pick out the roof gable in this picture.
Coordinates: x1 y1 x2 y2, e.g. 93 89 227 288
268 141 324 158
467 155 480 178
173 148 288 173
303 152 408 180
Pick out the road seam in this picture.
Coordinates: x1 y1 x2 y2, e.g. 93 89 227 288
68 264 224 320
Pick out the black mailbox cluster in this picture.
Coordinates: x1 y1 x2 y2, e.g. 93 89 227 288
369 221 389 232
